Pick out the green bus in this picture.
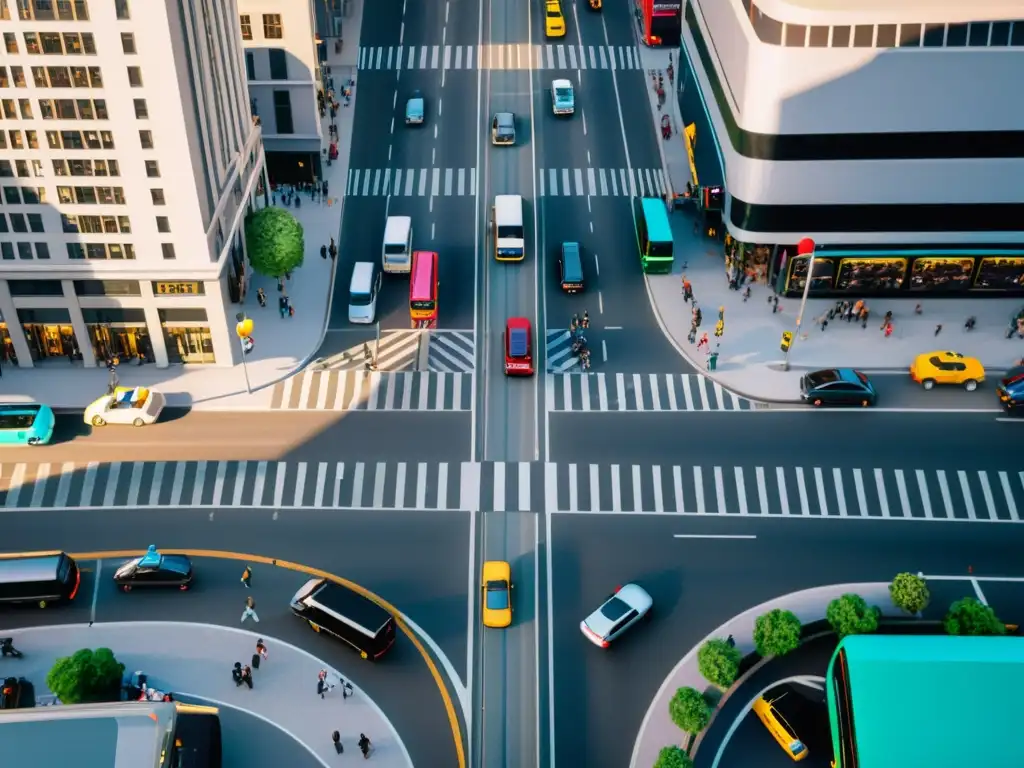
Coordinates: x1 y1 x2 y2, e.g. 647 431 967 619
826 634 1024 768
633 197 674 273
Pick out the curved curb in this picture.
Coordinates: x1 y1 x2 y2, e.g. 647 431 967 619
629 582 899 768
6 620 411 767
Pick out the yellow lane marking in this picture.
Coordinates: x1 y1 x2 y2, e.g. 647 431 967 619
69 548 466 768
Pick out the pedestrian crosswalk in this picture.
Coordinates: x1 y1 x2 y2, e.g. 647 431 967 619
3 462 1023 522
546 373 757 412
357 44 642 72
270 370 472 411
345 167 665 199
311 330 475 372
546 330 585 374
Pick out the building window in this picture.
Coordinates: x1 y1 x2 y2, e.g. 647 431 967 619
875 24 897 47
0 214 7 232
134 98 148 119
41 32 64 54
0 160 11 177
8 130 24 149
17 242 33 260
808 26 829 47
11 66 26 87
899 24 922 47
240 14 252 40
115 0 129 20
922 23 945 47
263 13 283 39
151 188 165 205
0 243 13 260
19 99 34 119
10 213 27 232
67 242 84 259
946 23 968 47
0 67 9 88
750 8 782 45
273 90 293 134
74 280 142 297
268 48 288 79
245 51 255 81
156 215 170 233
968 22 990 47
127 66 143 87
3 186 21 204
15 159 28 177
139 129 153 149
783 24 805 47
34 242 49 259
145 160 160 178
990 21 1011 46
4 33 18 54
1010 22 1024 46
27 213 43 232
2 100 15 119
121 32 136 54
853 25 874 47
161 243 176 259
831 25 851 47
23 187 44 203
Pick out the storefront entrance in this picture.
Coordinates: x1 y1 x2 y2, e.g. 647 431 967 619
0 318 18 366
17 308 82 362
83 308 152 364
163 327 216 364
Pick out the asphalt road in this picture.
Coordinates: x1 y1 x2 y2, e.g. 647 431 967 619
865 371 1008 411
0 411 471 463
550 512 1024 768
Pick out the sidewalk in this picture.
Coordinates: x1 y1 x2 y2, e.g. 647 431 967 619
634 36 692 201
8 621 411 767
0 1 366 412
630 583 898 768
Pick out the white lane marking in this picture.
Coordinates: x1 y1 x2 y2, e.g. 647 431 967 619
971 578 988 604
673 534 756 540
90 559 102 625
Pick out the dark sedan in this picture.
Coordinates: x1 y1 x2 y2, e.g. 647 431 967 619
800 368 877 407
997 366 1024 413
0 677 27 709
113 552 194 592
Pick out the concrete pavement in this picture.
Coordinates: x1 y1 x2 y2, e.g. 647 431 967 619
7 622 410 767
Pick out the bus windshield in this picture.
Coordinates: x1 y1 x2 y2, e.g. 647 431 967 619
498 225 523 240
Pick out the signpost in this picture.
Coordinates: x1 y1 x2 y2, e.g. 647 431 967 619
235 313 254 394
782 238 815 372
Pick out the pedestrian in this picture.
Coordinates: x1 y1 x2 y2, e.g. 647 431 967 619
317 669 335 699
742 286 751 302
256 288 267 307
696 332 709 352
708 348 719 371
232 662 243 686
322 180 329 198
934 323 942 336
320 244 328 260
771 295 779 314
884 322 894 338
358 734 372 758
964 316 976 331
915 303 923 315
252 638 267 670
240 664 253 689
240 565 252 588
820 315 828 332
687 323 697 344
241 595 259 623
881 310 893 330
332 731 344 754
726 634 735 647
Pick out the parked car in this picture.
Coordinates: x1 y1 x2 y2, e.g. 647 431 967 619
800 368 876 407
84 386 165 427
580 583 652 648
910 351 985 391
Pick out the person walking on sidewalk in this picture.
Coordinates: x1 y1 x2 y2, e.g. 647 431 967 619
332 731 344 754
320 244 328 260
934 323 943 336
240 664 253 689
240 565 252 588
358 734 372 759
317 669 335 699
329 237 337 260
696 332 709 353
252 638 268 670
241 595 259 623
881 310 893 330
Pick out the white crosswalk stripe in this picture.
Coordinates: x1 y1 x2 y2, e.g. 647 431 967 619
357 44 641 71
538 168 667 198
309 330 475 372
271 370 472 411
545 372 756 411
5 463 1023 520
347 168 476 197
545 330 585 374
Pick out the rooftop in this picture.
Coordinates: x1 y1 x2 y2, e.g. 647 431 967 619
747 0 1024 24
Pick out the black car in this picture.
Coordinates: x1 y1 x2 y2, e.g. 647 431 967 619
800 368 877 407
113 548 193 593
0 677 27 709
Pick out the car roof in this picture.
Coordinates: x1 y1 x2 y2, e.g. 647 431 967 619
837 368 861 383
617 583 653 610
552 78 572 89
495 111 514 124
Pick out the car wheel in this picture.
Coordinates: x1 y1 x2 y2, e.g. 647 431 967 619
132 417 145 427
122 584 132 593
964 379 978 392
921 379 935 390
27 437 38 445
812 398 823 407
360 650 368 660
91 415 106 426
38 599 48 609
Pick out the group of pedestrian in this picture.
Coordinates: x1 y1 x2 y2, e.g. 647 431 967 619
320 237 338 261
273 180 330 208
814 299 874 333
230 631 266 690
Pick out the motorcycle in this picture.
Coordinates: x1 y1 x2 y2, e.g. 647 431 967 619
571 336 587 356
579 350 591 370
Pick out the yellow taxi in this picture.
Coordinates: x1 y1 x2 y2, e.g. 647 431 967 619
545 0 566 37
752 695 808 762
481 560 512 628
909 350 985 391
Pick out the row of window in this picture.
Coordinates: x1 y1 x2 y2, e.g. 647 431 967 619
65 241 134 259
0 211 45 233
54 185 125 205
0 128 38 148
0 241 49 259
0 127 152 153
240 13 283 41
25 65 104 88
37 97 107 120
52 158 120 177
244 49 291 81
0 0 94 22
63 213 170 235
6 279 200 301
742 2 1024 49
0 185 43 203
4 31 97 55
0 157 43 177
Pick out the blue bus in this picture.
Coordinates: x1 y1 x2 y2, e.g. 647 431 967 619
633 197 674 273
0 403 56 445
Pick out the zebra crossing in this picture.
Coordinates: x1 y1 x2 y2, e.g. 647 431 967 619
547 372 757 412
3 461 1023 522
357 44 642 72
270 370 472 411
311 330 475 372
345 167 665 199
546 330 585 374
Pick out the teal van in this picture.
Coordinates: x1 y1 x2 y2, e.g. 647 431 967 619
0 403 56 445
558 242 585 293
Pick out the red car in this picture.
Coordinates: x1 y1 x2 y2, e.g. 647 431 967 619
504 317 534 376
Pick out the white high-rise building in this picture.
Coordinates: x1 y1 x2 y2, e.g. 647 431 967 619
0 0 266 369
237 0 323 184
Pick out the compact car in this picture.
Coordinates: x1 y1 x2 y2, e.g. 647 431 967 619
491 112 516 145
504 317 535 376
910 351 985 391
113 547 193 592
481 560 513 628
545 0 566 37
552 79 574 115
84 386 165 427
799 368 876 407
405 91 425 125
580 583 653 648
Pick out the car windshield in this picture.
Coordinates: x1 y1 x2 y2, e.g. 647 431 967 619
547 8 559 18
350 290 372 307
485 581 509 610
806 370 839 387
599 596 630 621
555 88 571 100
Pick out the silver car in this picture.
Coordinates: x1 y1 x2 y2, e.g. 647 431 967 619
580 583 653 648
491 111 516 145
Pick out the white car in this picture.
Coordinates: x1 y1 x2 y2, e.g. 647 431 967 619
552 78 575 115
580 583 653 648
84 387 166 427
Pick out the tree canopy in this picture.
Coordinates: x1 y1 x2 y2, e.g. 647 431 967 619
653 745 694 768
697 638 742 688
753 609 802 657
826 594 881 638
244 207 304 279
668 686 711 735
46 647 125 704
889 572 930 615
944 597 1006 636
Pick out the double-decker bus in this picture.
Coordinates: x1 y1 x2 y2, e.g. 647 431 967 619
633 197 675 273
636 0 682 46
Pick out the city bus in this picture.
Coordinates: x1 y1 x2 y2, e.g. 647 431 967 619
634 197 674 273
636 0 682 46
409 250 439 326
0 402 56 445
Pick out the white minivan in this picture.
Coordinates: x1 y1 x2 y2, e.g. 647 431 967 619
493 195 525 262
348 261 382 324
382 215 413 273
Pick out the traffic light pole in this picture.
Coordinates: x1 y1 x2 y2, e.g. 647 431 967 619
238 336 252 394
782 253 815 372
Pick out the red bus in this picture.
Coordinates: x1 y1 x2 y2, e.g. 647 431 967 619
409 250 438 327
636 0 682 47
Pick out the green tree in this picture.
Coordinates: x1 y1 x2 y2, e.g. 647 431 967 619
653 745 694 768
889 572 931 615
668 686 711 735
244 207 304 295
46 648 125 704
753 609 802 657
944 597 1006 636
826 594 882 638
697 638 742 688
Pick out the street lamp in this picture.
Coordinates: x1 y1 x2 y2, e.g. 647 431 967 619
782 237 816 372
235 312 255 393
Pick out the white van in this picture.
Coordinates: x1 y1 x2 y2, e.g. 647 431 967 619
382 215 413 273
493 195 525 262
348 261 381 324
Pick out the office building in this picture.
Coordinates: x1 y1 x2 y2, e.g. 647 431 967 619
238 0 322 183
679 0 1024 296
0 0 266 369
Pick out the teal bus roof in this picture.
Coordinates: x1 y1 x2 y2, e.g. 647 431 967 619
639 198 672 243
831 634 1024 767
